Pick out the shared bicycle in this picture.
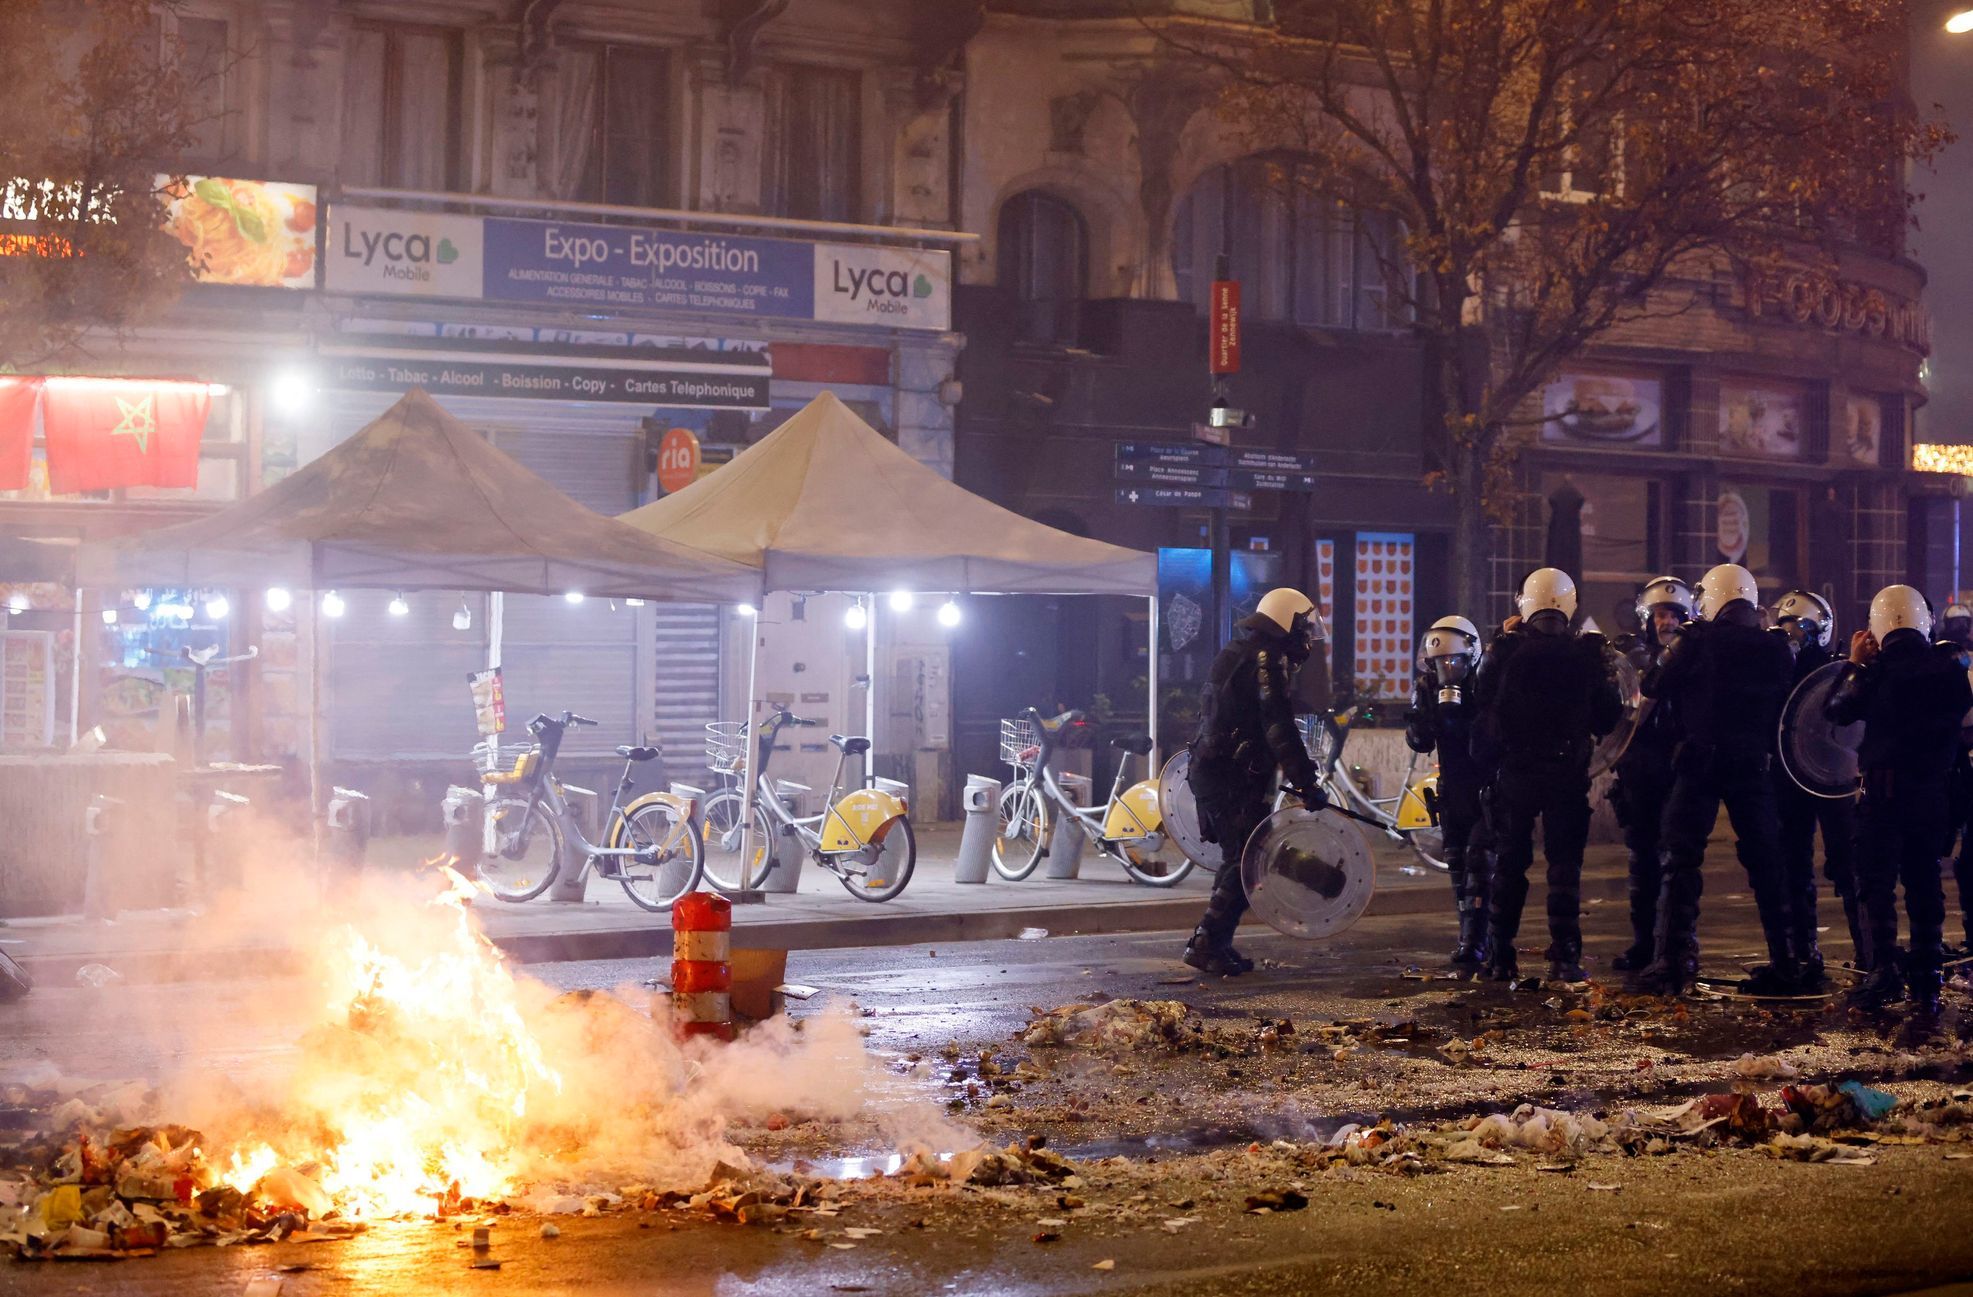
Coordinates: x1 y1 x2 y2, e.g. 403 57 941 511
474 711 706 911
993 708 1191 886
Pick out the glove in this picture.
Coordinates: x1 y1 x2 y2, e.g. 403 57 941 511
1293 783 1330 811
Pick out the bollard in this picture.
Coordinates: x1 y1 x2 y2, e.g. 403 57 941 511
548 784 597 902
205 790 251 894
1044 773 1091 879
81 794 121 922
954 775 1001 883
755 781 809 895
324 787 371 871
441 786 484 877
671 892 735 1040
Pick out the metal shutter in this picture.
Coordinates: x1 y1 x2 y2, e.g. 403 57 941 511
650 603 724 783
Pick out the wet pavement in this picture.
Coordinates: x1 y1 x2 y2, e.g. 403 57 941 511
6 853 1973 1295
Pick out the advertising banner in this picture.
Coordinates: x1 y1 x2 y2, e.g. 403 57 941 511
328 205 952 332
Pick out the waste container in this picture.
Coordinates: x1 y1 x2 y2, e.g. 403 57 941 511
205 790 252 894
324 787 371 871
1045 773 1092 880
954 775 1000 884
81 794 121 921
441 785 484 877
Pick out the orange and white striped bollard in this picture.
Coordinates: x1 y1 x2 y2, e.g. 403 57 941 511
672 892 735 1041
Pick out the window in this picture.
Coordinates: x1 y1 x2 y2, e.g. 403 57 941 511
1172 157 1405 331
998 191 1086 346
767 66 861 222
146 12 236 163
547 45 671 206
342 24 463 190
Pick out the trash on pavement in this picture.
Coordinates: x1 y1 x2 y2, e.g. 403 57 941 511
1019 999 1201 1051
73 965 121 989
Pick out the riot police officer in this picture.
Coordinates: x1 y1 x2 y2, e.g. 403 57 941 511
1938 602 1973 957
1406 616 1488 968
1184 588 1327 976
1610 576 1693 972
1826 585 1973 1014
1473 569 1623 983
1769 590 1861 974
1635 565 1796 996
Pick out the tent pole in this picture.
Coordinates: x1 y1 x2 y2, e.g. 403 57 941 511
487 591 504 766
736 604 761 895
1147 594 1160 769
69 588 83 746
309 586 324 876
865 593 877 787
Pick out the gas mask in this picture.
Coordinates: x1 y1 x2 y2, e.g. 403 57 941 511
1424 653 1474 705
1285 612 1317 668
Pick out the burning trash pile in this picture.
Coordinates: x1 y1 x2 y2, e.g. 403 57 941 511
1 868 889 1260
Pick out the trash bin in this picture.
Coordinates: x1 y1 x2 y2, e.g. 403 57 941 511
954 775 1000 884
81 794 121 921
441 785 484 877
206 790 252 894
324 787 371 871
755 781 810 895
1045 773 1092 880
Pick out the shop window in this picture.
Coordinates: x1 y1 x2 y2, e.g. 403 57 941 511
1716 482 1805 589
998 190 1086 346
0 385 242 505
95 587 239 759
548 45 671 207
1540 103 1624 203
1538 471 1662 635
342 23 463 191
1172 157 1406 331
1350 533 1415 701
767 65 861 222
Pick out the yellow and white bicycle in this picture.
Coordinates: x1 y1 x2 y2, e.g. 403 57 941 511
993 708 1191 886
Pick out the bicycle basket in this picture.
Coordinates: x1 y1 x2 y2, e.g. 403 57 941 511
706 721 749 773
999 717 1040 767
480 746 540 785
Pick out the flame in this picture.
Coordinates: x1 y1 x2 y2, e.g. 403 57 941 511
213 866 566 1218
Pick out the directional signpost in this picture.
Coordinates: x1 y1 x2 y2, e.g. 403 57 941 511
1112 439 1319 504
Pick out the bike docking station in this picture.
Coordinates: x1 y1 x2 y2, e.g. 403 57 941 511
954 776 1000 883
1044 773 1093 880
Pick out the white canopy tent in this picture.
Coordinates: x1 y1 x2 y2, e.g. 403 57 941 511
619 391 1159 871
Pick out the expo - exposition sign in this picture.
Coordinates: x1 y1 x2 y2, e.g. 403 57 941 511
326 204 952 332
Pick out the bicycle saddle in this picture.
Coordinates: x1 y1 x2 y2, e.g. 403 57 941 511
1109 733 1154 755
616 745 662 762
830 734 872 756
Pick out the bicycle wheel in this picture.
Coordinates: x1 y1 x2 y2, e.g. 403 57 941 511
1117 831 1195 887
701 790 778 892
0 946 31 1002
836 815 916 902
1405 825 1449 871
615 800 706 911
992 780 1050 881
478 797 565 902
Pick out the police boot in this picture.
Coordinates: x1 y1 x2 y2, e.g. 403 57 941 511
1481 946 1520 983
1452 903 1491 969
1847 947 1907 1012
1545 939 1586 985
1183 928 1251 977
1635 868 1702 996
1612 862 1660 972
1908 933 1947 1017
1838 893 1870 970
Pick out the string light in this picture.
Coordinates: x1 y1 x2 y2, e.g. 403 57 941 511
844 598 868 631
1914 443 1973 474
888 590 914 613
453 600 473 631
388 592 410 617
321 590 346 618
203 593 230 620
938 598 962 628
265 587 293 613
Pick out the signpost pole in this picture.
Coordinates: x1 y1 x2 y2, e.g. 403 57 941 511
1146 594 1160 769
1208 255 1239 651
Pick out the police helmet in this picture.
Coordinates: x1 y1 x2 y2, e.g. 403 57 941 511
1868 584 1932 642
1696 564 1759 622
1516 568 1577 621
1770 589 1834 649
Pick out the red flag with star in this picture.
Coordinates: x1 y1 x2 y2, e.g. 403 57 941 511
42 379 210 493
0 377 38 491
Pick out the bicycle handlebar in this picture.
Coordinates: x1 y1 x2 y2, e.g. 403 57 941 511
528 711 601 732
765 704 821 728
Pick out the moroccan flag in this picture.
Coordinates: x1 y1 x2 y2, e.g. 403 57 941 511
0 377 38 491
42 378 210 494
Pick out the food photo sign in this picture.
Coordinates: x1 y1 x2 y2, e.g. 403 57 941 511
1540 371 1665 448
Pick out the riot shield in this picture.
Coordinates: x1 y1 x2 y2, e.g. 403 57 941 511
1156 750 1224 872
1589 648 1644 778
1778 658 1863 799
1238 806 1375 940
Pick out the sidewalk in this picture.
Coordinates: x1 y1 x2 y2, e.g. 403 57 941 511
3 824 1631 984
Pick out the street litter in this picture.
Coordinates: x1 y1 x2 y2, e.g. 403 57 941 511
73 964 121 989
1018 928 1049 940
1020 999 1202 1051
1731 1053 1801 1081
776 984 822 1000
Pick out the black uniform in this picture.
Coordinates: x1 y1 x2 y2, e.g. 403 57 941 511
1942 629 1973 952
1639 611 1796 991
1825 631 1973 1006
1187 614 1323 953
1609 631 1678 968
1770 634 1861 966
1405 671 1489 963
1472 624 1623 978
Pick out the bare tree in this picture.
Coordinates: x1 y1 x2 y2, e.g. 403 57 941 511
1163 0 1947 613
0 0 221 372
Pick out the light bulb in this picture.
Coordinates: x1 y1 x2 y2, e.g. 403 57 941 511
738 603 757 617
453 601 472 631
321 590 346 619
1949 8 1973 33
265 587 293 613
132 590 152 612
888 590 914 613
158 601 195 621
5 593 26 615
624 598 645 607
270 367 313 416
203 594 230 620
937 598 962 628
564 591 585 605
101 608 118 625
844 601 868 631
388 593 409 617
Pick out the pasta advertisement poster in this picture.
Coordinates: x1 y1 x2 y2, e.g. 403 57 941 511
163 176 318 289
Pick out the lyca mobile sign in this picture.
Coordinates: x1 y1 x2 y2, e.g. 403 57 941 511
326 204 951 332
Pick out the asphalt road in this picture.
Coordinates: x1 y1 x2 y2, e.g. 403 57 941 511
6 870 1973 1295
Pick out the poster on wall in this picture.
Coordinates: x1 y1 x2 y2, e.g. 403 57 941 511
1540 372 1665 447
1716 489 1752 564
1718 381 1808 459
1843 395 1883 467
1314 539 1337 674
1353 533 1415 701
467 667 506 737
163 177 319 288
0 630 56 748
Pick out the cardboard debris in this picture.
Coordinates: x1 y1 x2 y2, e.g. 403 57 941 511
1020 1000 1201 1051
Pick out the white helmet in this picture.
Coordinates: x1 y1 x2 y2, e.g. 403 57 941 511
1943 602 1971 626
1696 564 1759 621
1516 568 1577 621
1635 575 1695 625
1421 615 1480 658
1771 589 1834 649
1254 587 1318 638
1868 584 1932 642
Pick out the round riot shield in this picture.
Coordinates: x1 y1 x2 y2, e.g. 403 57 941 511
1589 648 1644 778
1238 806 1374 941
1157 750 1224 872
1779 658 1863 799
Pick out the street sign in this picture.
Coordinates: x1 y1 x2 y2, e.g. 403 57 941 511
1230 468 1319 493
655 426 702 493
1116 440 1216 466
1228 448 1321 474
1115 459 1228 487
1115 485 1252 510
1192 422 1230 447
1209 280 1241 375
